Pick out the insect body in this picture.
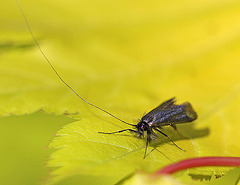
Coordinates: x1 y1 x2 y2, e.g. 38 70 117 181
99 97 197 158
16 1 198 159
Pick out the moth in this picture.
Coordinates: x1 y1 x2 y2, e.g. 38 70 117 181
16 1 198 159
99 97 197 158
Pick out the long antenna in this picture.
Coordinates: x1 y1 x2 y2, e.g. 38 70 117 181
16 0 135 126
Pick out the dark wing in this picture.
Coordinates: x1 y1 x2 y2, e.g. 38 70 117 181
141 98 197 125
179 102 198 122
147 97 176 115
154 101 197 124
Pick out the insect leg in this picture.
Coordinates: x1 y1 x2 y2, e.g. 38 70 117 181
98 129 137 134
143 130 151 159
170 124 187 139
154 128 186 152
170 124 177 131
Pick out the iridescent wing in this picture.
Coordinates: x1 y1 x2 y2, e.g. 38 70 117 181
142 97 197 125
147 97 176 115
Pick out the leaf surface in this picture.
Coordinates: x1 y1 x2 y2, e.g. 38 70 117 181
1 0 240 184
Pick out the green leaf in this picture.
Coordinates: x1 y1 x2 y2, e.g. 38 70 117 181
119 171 186 185
206 167 240 185
0 111 74 185
1 0 240 184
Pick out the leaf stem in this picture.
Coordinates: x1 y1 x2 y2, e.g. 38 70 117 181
154 157 240 175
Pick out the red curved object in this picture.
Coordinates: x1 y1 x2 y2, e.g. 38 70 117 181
154 157 240 175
